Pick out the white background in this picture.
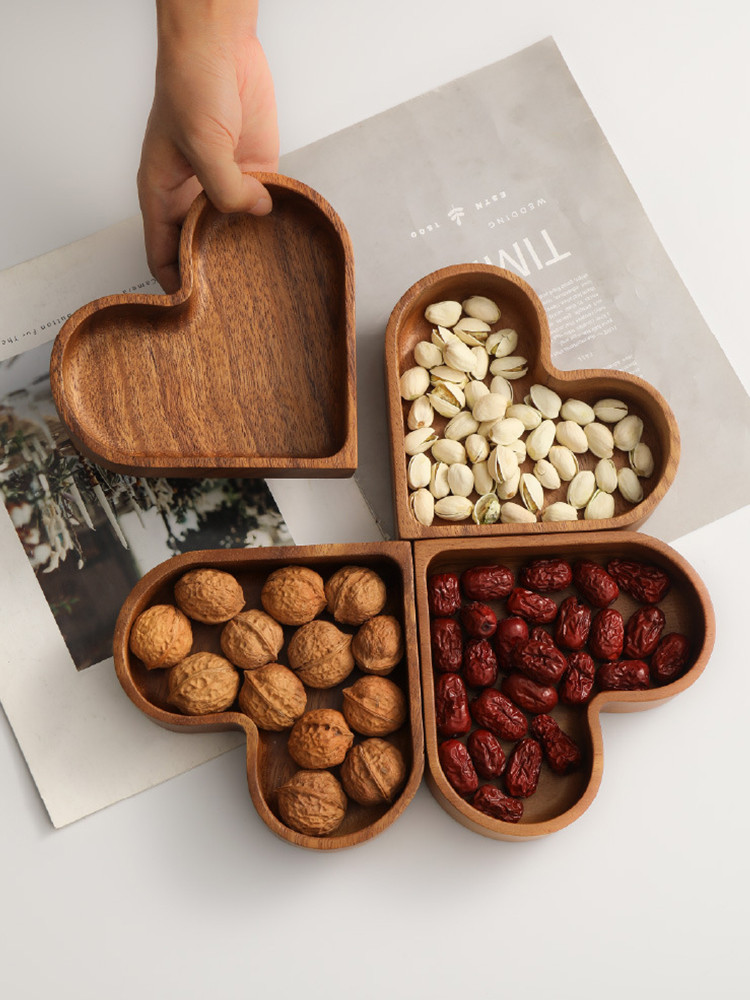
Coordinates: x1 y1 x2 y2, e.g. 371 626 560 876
1 2 748 998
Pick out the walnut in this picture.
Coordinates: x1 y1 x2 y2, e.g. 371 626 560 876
260 565 326 625
238 663 306 731
220 608 284 670
129 603 193 669
287 620 355 689
351 614 404 675
324 565 387 625
342 676 407 736
174 568 245 624
277 770 348 837
340 738 407 807
167 652 240 715
287 709 354 768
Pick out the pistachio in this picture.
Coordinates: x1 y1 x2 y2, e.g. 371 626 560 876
430 461 450 499
567 470 597 509
409 488 434 526
500 501 536 524
485 328 518 358
406 395 434 431
447 463 474 498
548 444 579 481
506 403 542 431
584 422 615 459
520 472 545 514
470 346 490 380
454 317 491 342
613 414 644 452
444 411 479 441
407 452 432 489
434 495 473 521
413 340 443 369
533 458 561 491
404 426 438 455
496 468 521 500
399 366 430 400
430 364 468 387
444 340 478 374
424 300 462 328
630 442 655 477
464 379 490 409
528 384 562 419
542 502 579 522
489 355 528 380
432 438 466 465
472 392 508 423
488 445 519 484
465 433 490 464
526 419 556 461
618 466 644 504
489 375 514 402
560 398 595 425
428 382 465 418
555 420 589 454
472 461 495 496
488 416 525 446
472 493 501 525
594 398 629 423
594 457 618 493
431 326 460 351
462 295 501 324
508 438 527 465
584 489 615 521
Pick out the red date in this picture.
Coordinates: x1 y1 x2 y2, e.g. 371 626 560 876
461 564 514 601
506 587 558 624
512 636 567 685
472 784 524 823
460 601 497 639
624 605 665 658
463 638 499 688
554 596 592 651
589 608 624 661
427 572 461 617
494 616 529 669
573 560 619 608
505 738 543 798
438 738 478 796
530 714 582 774
651 633 690 685
559 650 596 706
430 617 463 673
520 557 573 592
597 658 650 691
467 729 506 779
502 672 558 714
471 688 528 740
608 558 671 605
435 673 472 735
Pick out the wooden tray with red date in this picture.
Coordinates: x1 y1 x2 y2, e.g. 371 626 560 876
413 532 714 840
113 543 424 851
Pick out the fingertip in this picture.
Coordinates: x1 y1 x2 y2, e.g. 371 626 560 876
249 188 273 215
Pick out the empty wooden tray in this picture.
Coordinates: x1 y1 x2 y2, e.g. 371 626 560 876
50 174 357 478
113 542 424 851
385 264 680 539
414 532 714 841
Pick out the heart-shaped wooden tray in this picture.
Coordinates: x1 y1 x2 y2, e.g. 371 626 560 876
113 543 424 850
50 174 357 478
385 264 680 538
414 532 714 840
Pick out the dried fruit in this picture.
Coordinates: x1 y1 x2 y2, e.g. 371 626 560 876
167 652 239 715
277 770 347 837
505 738 543 798
559 651 596 706
260 565 326 626
462 638 499 688
501 672 558 714
427 571 462 616
174 568 245 624
573 560 619 608
287 619 355 689
460 601 498 638
351 614 404 675
506 587 558 624
438 738 479 796
607 559 671 605
434 672 472 736
340 739 407 806
530 714 582 774
597 659 650 691
466 729 506 779
325 565 387 625
471 688 528 740
512 636 567 685
220 608 284 671
589 608 625 661
237 662 306 731
129 603 193 669
472 785 523 822
623 606 666 658
554 596 592 651
461 564 514 601
287 709 354 769
651 633 691 685
520 557 572 593
342 676 407 736
493 616 529 669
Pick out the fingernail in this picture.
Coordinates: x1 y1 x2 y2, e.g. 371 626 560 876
251 191 272 215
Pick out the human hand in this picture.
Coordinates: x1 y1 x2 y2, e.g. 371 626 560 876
138 1 279 292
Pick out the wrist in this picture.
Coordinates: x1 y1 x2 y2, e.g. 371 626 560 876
156 0 259 48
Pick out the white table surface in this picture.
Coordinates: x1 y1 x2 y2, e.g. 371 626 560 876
1 3 748 998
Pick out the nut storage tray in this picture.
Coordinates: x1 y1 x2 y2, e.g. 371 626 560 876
50 173 357 479
414 532 714 840
386 264 680 539
113 543 424 851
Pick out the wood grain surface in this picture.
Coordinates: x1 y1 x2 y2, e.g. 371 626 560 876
50 174 357 478
385 264 680 539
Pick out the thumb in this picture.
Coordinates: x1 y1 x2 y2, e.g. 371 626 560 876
191 148 272 216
